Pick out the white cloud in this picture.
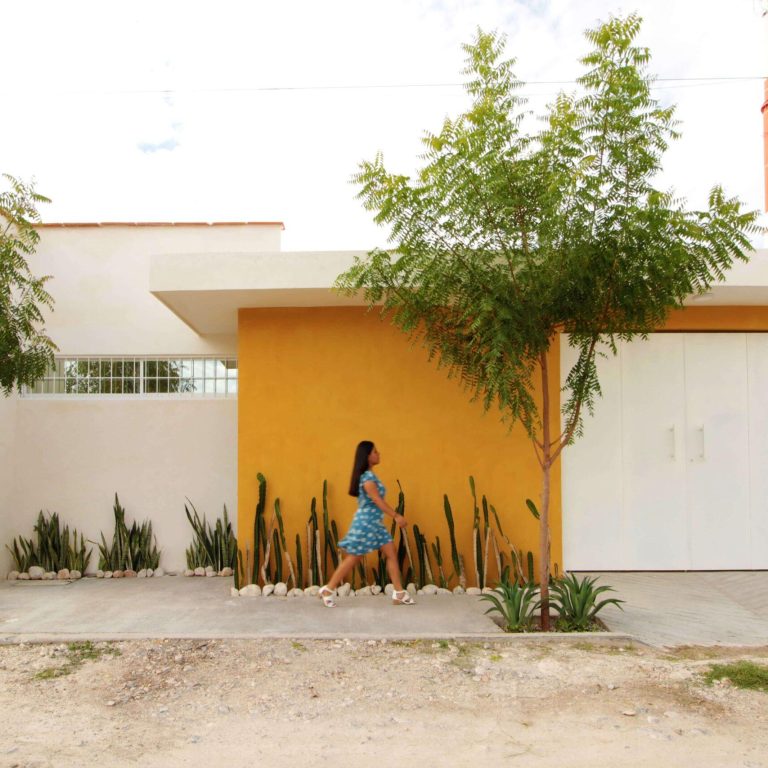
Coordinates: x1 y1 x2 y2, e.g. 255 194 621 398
0 0 765 249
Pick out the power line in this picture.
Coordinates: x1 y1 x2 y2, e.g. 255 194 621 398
1 75 766 97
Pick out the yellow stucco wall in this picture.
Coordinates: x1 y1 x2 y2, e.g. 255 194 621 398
238 307 562 587
664 306 768 330
238 304 768 587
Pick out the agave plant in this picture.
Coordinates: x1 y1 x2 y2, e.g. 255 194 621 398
479 580 540 633
550 573 624 631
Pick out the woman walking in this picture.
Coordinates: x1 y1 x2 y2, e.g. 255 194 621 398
319 441 415 607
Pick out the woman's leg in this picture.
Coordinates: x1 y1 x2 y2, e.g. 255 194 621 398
380 542 403 592
325 553 363 590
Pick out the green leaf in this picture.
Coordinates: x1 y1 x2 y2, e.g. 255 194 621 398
525 499 540 520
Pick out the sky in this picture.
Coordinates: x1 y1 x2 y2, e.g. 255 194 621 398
1 0 766 251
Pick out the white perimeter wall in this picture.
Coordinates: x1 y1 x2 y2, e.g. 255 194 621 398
0 395 19 572
3 399 237 574
0 224 274 574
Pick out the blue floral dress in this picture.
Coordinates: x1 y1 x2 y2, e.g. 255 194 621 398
337 470 394 555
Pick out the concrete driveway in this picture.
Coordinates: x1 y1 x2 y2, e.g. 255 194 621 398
1 572 767 647
584 571 768 647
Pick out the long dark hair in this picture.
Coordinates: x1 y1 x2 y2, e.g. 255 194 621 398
348 440 374 497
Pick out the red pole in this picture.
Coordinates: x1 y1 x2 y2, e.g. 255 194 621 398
762 80 768 211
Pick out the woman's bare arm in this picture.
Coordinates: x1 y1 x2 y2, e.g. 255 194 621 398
363 480 407 528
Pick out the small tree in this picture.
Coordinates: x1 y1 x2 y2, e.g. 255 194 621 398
0 174 56 395
336 15 759 629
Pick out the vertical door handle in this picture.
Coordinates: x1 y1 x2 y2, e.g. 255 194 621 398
668 426 676 460
698 426 705 460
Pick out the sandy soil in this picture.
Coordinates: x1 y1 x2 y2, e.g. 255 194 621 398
0 638 766 768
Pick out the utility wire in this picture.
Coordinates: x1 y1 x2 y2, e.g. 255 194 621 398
1 75 766 97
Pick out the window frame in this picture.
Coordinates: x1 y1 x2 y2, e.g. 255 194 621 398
22 356 239 399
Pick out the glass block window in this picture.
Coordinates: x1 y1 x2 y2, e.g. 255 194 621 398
24 357 238 397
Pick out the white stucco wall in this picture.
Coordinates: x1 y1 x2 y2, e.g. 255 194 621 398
28 223 282 355
0 394 19 573
1 223 272 575
4 399 236 574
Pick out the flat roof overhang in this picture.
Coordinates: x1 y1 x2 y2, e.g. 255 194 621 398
150 248 768 335
150 251 366 334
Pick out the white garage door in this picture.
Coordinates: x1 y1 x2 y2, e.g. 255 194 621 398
562 333 768 570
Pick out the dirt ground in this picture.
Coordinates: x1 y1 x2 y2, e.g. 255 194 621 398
0 638 766 768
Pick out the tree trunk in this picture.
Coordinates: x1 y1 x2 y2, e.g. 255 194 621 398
539 351 552 632
539 458 552 631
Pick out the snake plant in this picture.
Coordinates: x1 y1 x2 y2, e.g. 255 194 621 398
99 495 160 571
7 511 92 573
183 500 235 572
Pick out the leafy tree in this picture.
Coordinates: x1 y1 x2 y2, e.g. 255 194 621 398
336 15 760 629
0 174 56 395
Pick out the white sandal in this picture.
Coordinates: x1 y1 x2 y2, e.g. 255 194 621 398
318 585 336 608
392 589 415 605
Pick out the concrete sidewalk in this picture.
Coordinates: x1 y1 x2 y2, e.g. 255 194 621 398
0 576 509 643
2 572 768 647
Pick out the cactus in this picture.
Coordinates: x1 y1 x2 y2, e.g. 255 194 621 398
431 536 449 588
412 525 434 588
295 533 304 588
527 550 535 584
443 494 461 588
490 529 502 585
261 505 274 585
489 502 522 583
315 529 323 586
272 528 283 584
258 510 268 582
481 495 491 588
458 554 467 590
510 547 525 584
235 547 244 589
412 524 426 588
421 530 434 586
472 526 480 588
396 480 415 579
322 480 338 573
330 519 340 573
274 499 296 587
373 552 388 588
469 477 483 589
499 552 507 581
308 497 319 586
252 473 267 584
